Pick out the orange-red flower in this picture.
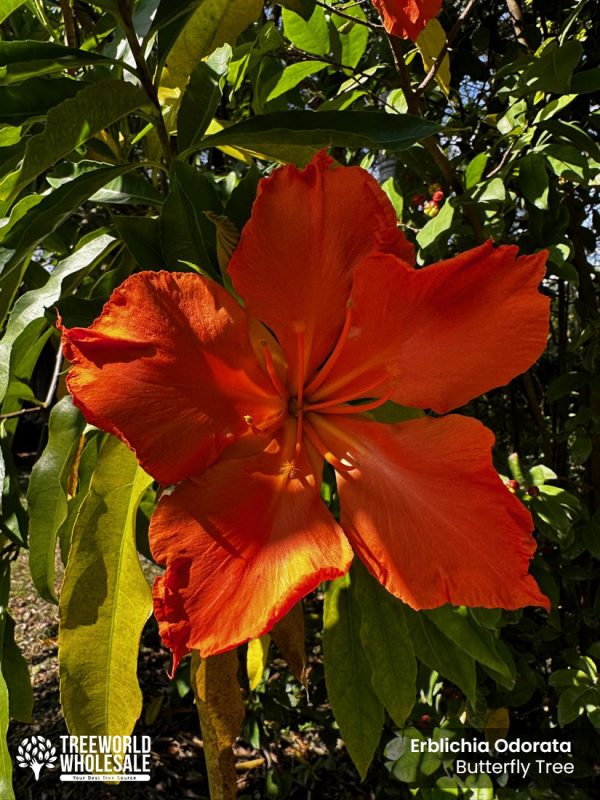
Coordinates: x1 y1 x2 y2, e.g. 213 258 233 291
61 152 550 672
372 0 442 41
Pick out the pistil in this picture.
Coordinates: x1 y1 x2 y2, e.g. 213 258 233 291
294 333 305 458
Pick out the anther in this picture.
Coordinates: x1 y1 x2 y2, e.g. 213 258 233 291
244 415 261 435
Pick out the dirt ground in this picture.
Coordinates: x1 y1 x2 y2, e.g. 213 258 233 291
7 552 378 800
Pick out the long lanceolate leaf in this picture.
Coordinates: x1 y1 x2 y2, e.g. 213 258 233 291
59 438 152 747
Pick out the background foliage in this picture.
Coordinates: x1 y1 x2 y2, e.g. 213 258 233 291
0 0 599 797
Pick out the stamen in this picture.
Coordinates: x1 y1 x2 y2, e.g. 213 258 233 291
303 418 358 473
304 377 386 413
244 415 261 435
261 342 288 401
309 387 393 416
304 300 352 396
294 333 305 458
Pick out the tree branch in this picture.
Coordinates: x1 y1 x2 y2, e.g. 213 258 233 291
0 350 63 422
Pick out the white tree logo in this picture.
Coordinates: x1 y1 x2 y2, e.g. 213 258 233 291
16 736 57 780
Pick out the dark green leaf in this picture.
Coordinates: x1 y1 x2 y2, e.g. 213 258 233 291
178 45 232 153
0 40 115 84
112 216 164 270
161 161 222 277
0 77 85 124
404 608 477 704
1 614 33 722
519 153 549 210
201 111 440 164
0 80 151 203
352 562 417 727
323 572 384 779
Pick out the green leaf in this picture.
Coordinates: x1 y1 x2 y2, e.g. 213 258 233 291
0 165 135 327
464 152 489 189
381 177 403 221
323 572 384 779
571 66 600 94
28 397 86 604
0 40 114 84
201 110 440 164
404 608 477 704
178 44 232 152
1 613 33 722
0 233 116 403
59 437 153 743
352 562 417 727
425 605 514 683
526 40 583 94
332 4 368 69
557 685 600 727
161 161 222 277
473 176 506 204
160 0 263 97
0 80 151 202
112 216 164 270
261 60 329 104
416 199 454 251
47 162 163 207
277 0 315 19
282 6 330 57
0 0 26 24
0 77 84 124
0 666 13 800
519 153 549 210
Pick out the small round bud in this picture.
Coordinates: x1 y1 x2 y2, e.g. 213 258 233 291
507 479 520 493
527 485 540 497
432 190 444 203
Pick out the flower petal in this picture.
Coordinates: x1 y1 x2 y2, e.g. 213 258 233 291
228 151 413 383
312 243 549 413
150 421 353 666
372 0 442 41
61 271 283 485
311 413 549 611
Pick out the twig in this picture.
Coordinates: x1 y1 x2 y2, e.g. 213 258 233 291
506 0 530 49
314 0 382 30
416 0 479 94
0 350 63 422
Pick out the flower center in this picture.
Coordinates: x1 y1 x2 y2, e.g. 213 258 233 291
250 306 392 477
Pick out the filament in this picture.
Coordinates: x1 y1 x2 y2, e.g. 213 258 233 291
304 301 353 396
261 342 288 401
303 418 358 473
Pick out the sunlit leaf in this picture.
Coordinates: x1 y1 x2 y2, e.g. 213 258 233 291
59 438 153 748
